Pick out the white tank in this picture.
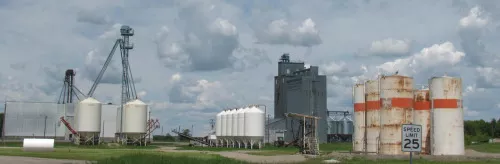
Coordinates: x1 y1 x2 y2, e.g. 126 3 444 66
23 138 54 152
122 99 148 133
226 109 235 139
231 108 239 138
237 107 247 138
430 76 464 155
75 97 102 132
352 83 365 152
221 110 228 137
244 106 265 142
216 111 223 137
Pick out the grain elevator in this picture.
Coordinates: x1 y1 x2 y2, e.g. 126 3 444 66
273 53 328 143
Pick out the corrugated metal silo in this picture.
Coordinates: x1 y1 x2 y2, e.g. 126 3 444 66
430 76 464 155
352 83 366 152
414 89 431 154
365 79 380 153
379 75 413 155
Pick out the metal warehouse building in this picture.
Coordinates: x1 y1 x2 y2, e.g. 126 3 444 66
2 101 152 142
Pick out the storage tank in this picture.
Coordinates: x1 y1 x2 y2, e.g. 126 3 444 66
221 110 228 143
365 79 381 154
379 75 413 155
75 97 102 144
414 88 431 155
232 108 239 142
216 111 223 137
352 83 366 152
237 107 246 146
430 76 464 155
226 109 235 142
122 99 148 135
244 105 265 149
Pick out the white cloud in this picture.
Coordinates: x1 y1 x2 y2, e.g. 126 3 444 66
254 18 322 47
368 38 411 57
376 42 465 76
459 6 489 29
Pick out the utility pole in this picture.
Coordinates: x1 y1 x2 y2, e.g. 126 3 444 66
43 115 47 138
191 125 194 137
54 122 57 139
161 126 164 136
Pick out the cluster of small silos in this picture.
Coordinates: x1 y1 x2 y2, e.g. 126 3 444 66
215 105 265 149
352 74 464 156
74 97 148 145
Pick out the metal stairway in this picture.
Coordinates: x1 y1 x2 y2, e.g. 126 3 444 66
171 129 213 147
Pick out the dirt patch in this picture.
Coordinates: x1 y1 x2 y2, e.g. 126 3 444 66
0 156 90 164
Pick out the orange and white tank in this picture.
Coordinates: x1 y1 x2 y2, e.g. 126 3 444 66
413 88 431 155
379 75 413 155
365 79 380 154
430 76 464 155
352 83 366 152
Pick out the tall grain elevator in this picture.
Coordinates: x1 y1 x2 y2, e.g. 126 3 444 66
273 53 328 143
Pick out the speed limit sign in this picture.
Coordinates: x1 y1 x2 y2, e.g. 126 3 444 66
402 124 422 152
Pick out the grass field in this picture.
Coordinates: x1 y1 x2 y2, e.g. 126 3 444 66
0 142 499 163
0 148 248 164
466 143 500 153
0 141 158 149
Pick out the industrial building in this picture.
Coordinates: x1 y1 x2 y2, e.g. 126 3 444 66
271 53 328 143
2 101 153 142
352 74 464 155
1 25 158 145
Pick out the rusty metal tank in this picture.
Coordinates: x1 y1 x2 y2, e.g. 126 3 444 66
413 88 431 155
379 75 413 155
365 79 380 154
430 76 464 155
352 83 366 152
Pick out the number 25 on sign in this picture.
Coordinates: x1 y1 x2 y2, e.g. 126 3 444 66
402 124 422 152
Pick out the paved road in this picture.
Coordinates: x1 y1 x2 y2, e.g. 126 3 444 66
0 156 89 164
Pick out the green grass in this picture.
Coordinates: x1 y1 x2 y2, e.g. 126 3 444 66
466 143 500 153
320 142 352 153
0 142 158 149
302 157 500 164
97 152 247 164
0 148 248 163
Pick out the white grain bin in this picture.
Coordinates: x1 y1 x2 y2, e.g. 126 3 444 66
365 79 381 154
244 106 265 149
379 75 413 155
23 138 55 152
221 110 228 141
226 109 235 142
414 89 431 155
237 107 247 146
232 108 239 141
122 99 148 140
352 83 365 152
430 76 464 155
75 97 102 144
216 111 223 137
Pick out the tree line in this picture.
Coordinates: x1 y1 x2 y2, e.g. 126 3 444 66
464 119 500 144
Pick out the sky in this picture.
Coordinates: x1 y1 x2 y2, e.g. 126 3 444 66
0 0 499 137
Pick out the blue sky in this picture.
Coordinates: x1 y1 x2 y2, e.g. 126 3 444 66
1 0 500 136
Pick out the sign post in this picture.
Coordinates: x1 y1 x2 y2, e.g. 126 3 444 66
402 123 422 164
